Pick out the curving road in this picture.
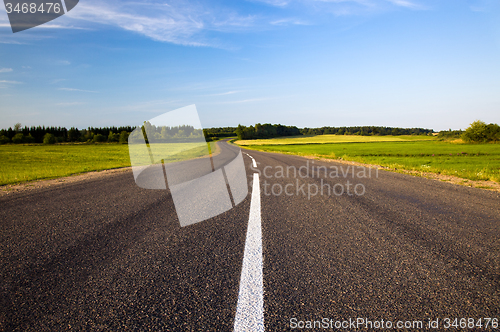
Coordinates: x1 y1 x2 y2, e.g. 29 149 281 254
1 140 499 331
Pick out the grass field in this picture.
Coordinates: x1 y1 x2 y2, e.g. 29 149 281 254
236 134 436 145
0 142 217 186
238 138 500 183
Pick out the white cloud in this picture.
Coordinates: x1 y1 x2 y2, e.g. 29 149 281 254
0 68 13 73
59 88 98 93
385 0 422 9
249 0 291 7
205 91 242 96
66 1 210 46
1 0 427 46
270 18 309 25
0 80 22 84
0 40 27 44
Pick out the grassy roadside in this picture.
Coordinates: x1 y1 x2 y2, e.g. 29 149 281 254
0 141 217 186
236 138 500 184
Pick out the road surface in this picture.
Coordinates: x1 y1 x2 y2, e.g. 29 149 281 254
1 140 499 331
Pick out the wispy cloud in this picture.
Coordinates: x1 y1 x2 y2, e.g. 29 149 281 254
0 68 13 73
250 0 291 7
270 18 309 25
1 0 426 46
252 0 426 11
0 40 27 45
0 80 22 88
205 90 242 96
57 60 71 65
385 0 422 9
66 1 210 46
59 88 98 93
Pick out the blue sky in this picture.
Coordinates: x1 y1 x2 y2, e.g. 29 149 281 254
0 0 499 131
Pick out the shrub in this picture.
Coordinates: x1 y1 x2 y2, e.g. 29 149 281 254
43 133 56 144
119 131 129 143
462 120 500 143
108 131 119 143
12 133 24 144
93 134 107 143
0 135 10 144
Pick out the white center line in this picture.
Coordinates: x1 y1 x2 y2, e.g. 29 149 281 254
234 172 264 332
244 153 258 168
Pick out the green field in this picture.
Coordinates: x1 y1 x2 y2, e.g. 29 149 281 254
236 134 436 145
238 138 500 183
0 142 217 186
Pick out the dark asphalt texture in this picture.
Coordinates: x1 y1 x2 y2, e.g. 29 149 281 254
1 141 499 331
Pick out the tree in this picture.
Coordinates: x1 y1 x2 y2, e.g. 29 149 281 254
93 134 107 143
14 123 22 132
119 131 129 143
12 133 24 143
43 133 56 144
108 131 119 142
24 134 35 143
68 127 80 142
0 135 10 144
462 120 500 142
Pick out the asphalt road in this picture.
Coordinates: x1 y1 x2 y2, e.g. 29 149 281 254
1 141 499 331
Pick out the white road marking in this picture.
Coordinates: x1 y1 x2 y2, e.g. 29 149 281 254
244 153 258 168
234 172 264 332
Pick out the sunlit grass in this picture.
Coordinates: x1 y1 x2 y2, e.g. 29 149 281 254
0 141 217 185
236 134 436 145
242 140 500 183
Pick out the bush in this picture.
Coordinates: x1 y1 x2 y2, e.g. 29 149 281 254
438 130 463 139
462 120 500 143
108 131 119 143
93 134 107 143
0 135 10 144
119 131 129 143
43 133 56 144
12 133 24 144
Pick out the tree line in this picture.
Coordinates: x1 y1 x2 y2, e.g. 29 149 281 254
129 123 204 143
235 123 301 140
234 124 433 140
299 126 433 136
0 123 134 144
1 120 497 145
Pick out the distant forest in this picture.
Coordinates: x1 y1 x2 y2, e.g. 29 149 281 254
0 122 436 144
232 124 433 140
0 124 135 144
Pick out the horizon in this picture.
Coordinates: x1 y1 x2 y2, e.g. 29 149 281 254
1 0 499 131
